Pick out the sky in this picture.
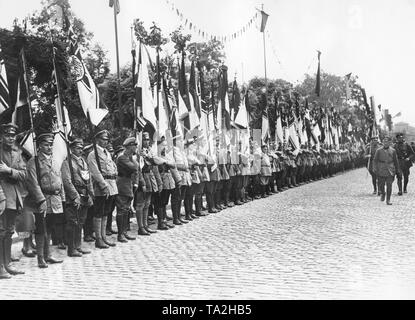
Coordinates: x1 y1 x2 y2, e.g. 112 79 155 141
1 0 415 125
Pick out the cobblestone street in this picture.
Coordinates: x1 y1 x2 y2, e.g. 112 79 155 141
2 168 415 299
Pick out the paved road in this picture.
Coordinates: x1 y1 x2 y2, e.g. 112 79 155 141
2 168 415 299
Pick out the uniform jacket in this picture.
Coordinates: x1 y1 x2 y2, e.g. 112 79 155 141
239 152 251 176
373 147 400 177
26 152 65 214
196 153 210 182
260 152 272 177
394 142 414 171
61 154 94 207
217 149 229 180
87 145 118 196
173 147 192 186
158 152 176 190
116 153 143 197
187 153 201 184
141 147 163 192
206 154 221 181
0 144 27 210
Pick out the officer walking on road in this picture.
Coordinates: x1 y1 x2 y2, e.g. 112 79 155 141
394 133 415 195
373 136 400 205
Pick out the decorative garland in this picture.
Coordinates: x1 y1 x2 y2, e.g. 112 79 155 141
164 0 260 43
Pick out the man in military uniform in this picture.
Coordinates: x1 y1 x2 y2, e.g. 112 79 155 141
0 124 27 277
365 136 382 195
184 138 202 221
87 130 117 249
82 144 95 242
26 133 63 268
115 137 141 242
373 136 400 205
260 144 272 197
61 138 93 257
205 145 220 213
154 136 176 230
136 132 163 233
394 133 415 195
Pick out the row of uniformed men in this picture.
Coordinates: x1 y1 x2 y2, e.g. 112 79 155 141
0 122 365 277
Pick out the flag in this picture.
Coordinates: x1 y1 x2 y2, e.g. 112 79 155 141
66 16 108 126
136 42 157 130
231 80 241 127
12 50 31 132
260 93 269 142
287 110 300 155
178 53 192 133
189 60 201 118
234 87 248 129
361 88 371 116
345 73 352 100
0 45 11 115
164 79 183 142
275 104 284 145
260 10 269 32
109 0 120 14
218 66 231 130
315 51 321 97
158 77 170 140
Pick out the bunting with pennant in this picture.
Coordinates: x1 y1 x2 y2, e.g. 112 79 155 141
164 0 259 43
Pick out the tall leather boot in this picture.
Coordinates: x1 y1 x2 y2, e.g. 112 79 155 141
55 213 66 250
292 175 298 187
93 217 109 249
116 215 127 243
44 234 63 264
0 238 12 278
135 210 150 236
76 225 91 254
184 196 193 221
3 237 24 275
22 237 36 258
163 207 175 228
195 195 207 216
101 216 116 247
386 183 393 205
157 208 168 230
397 178 403 196
35 234 48 268
404 175 409 193
123 213 136 240
206 192 218 213
287 176 292 188
67 225 82 257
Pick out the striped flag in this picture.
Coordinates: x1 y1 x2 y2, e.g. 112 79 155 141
136 42 157 130
0 45 10 115
12 50 31 132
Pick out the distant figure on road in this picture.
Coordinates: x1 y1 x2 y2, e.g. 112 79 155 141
365 136 382 195
393 133 415 195
373 136 400 205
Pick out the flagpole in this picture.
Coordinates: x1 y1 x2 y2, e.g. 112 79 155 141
113 2 123 127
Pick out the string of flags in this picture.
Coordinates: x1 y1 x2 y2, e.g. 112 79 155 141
164 0 260 43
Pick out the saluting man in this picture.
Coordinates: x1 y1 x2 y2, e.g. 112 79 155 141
26 132 64 268
87 130 117 249
61 138 93 257
0 124 27 277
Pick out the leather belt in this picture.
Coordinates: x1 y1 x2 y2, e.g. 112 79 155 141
42 190 60 196
103 175 117 180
